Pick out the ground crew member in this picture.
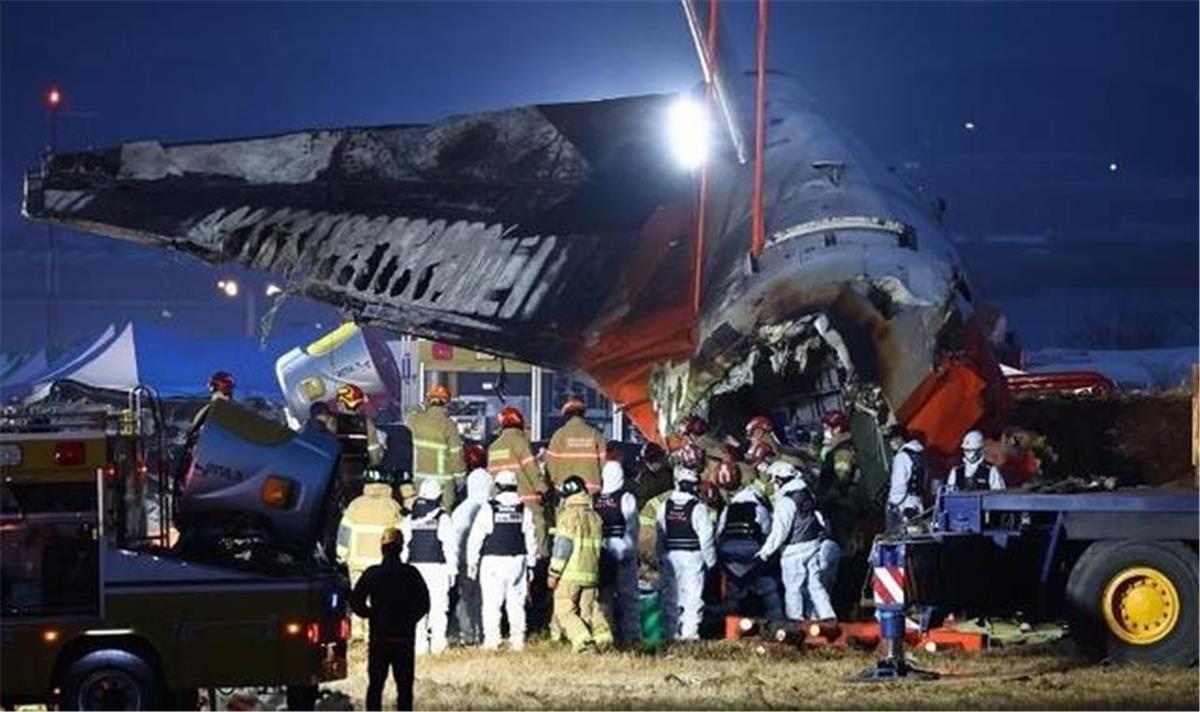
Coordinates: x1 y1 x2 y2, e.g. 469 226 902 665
887 432 927 531
450 443 492 645
549 476 612 652
351 528 430 712
947 430 1006 492
596 460 640 647
633 441 672 507
815 410 870 617
405 383 463 510
546 395 606 492
755 461 835 622
715 462 783 620
466 470 537 651
337 383 383 467
657 466 716 641
488 406 549 554
401 479 457 655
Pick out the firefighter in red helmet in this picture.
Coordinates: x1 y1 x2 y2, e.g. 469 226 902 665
545 395 605 493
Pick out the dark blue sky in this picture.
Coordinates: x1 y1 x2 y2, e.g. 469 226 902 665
2 0 1197 355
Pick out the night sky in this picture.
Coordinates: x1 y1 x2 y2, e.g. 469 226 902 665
2 1 1197 356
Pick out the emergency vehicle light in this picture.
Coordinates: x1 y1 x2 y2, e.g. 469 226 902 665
261 475 295 508
284 622 302 636
305 622 321 645
337 617 351 641
0 444 21 467
54 441 86 466
42 629 59 644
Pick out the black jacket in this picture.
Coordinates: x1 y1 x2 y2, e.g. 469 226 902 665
350 554 431 642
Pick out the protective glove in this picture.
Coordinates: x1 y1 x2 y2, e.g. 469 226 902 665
467 562 479 580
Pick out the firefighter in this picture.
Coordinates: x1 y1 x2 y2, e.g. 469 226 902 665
337 479 403 593
715 461 783 620
633 441 672 507
545 394 605 492
405 384 464 510
947 430 1006 492
549 476 613 652
488 406 549 555
596 459 640 647
182 371 235 466
680 416 725 483
450 443 492 645
755 461 835 622
815 410 870 618
336 383 384 467
745 415 808 469
351 528 430 712
656 466 716 641
305 401 338 435
887 431 927 531
400 479 457 655
466 470 537 651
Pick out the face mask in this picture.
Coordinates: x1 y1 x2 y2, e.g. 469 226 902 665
964 449 983 465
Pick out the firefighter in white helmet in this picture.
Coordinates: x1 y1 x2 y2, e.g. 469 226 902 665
400 479 457 654
755 461 836 621
466 469 538 650
947 430 1006 492
656 466 716 641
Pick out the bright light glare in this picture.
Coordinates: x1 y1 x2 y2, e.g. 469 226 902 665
47 88 61 107
217 279 239 297
667 98 709 170
1108 162 1118 172
265 283 283 297
963 121 976 131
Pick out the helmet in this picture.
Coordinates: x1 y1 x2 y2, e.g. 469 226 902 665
639 442 666 465
417 478 443 501
961 430 985 451
745 415 772 437
715 461 741 491
601 461 625 493
209 371 235 396
561 394 586 416
495 470 518 489
678 443 705 469
821 410 850 432
426 383 451 405
682 416 709 436
766 460 801 485
336 383 367 411
673 466 699 486
560 475 587 498
745 440 775 465
464 442 487 470
497 405 525 430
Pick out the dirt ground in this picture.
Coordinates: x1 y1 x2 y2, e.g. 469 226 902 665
327 638 1199 711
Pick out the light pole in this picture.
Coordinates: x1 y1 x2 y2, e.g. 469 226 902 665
45 86 61 356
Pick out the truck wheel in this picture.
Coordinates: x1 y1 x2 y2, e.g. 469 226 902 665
1065 540 1198 665
286 684 320 710
61 650 160 710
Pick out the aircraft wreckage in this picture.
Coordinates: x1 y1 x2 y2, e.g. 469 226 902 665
22 75 1009 451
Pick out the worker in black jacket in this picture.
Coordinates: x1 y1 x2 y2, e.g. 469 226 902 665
351 527 431 711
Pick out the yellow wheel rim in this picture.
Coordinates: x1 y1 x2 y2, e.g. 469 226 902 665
1101 566 1180 645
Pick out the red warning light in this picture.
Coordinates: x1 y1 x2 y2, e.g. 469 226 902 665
47 87 61 107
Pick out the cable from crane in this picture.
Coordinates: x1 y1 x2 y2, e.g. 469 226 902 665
692 0 720 317
750 0 769 259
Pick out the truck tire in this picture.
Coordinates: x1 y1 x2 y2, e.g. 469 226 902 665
60 649 160 710
286 684 320 710
1065 539 1197 665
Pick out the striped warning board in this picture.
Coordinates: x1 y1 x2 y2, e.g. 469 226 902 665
872 544 906 606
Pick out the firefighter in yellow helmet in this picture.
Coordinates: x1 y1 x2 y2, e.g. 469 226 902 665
545 395 605 493
336 383 383 468
405 383 464 510
548 476 613 652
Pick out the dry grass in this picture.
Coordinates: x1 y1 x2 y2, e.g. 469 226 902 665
327 638 1199 710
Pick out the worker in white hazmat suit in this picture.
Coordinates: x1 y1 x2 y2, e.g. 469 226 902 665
656 466 716 641
401 478 457 654
947 430 1006 492
450 445 493 645
595 460 641 646
466 469 538 650
887 434 927 532
755 461 836 621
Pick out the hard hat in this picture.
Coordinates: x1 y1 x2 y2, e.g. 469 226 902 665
560 475 587 498
673 466 699 486
682 416 709 436
427 383 452 405
601 461 625 492
464 442 487 470
336 383 367 411
715 461 741 491
820 410 850 432
561 394 586 416
497 405 525 430
678 443 705 469
418 478 443 500
495 470 518 489
766 460 800 484
639 441 666 464
961 430 985 451
745 415 772 437
209 371 235 396
380 527 402 547
746 440 775 465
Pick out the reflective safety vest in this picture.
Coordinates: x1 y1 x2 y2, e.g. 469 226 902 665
550 495 603 586
546 416 605 488
488 428 546 506
594 491 627 539
901 445 927 497
785 488 824 545
407 498 445 564
721 499 764 543
482 501 526 557
951 463 991 491
405 405 463 478
664 499 700 551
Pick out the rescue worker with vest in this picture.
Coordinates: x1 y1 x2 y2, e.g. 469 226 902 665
887 431 927 532
351 527 430 712
595 459 641 647
488 406 549 554
815 410 871 618
450 443 492 645
337 478 404 640
400 479 457 655
405 383 464 511
657 466 716 641
755 461 836 622
947 430 1006 492
633 441 672 507
546 395 606 493
466 470 538 650
715 461 783 620
548 476 613 652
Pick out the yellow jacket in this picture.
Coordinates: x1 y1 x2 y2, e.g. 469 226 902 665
405 405 464 478
550 493 603 587
546 416 605 489
488 428 547 506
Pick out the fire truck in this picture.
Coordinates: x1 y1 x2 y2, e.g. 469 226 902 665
1 388 349 710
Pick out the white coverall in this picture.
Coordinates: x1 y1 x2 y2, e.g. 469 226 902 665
656 489 716 641
466 490 538 650
757 478 836 621
887 440 926 526
598 461 641 645
400 490 457 654
946 459 1006 492
450 467 493 644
